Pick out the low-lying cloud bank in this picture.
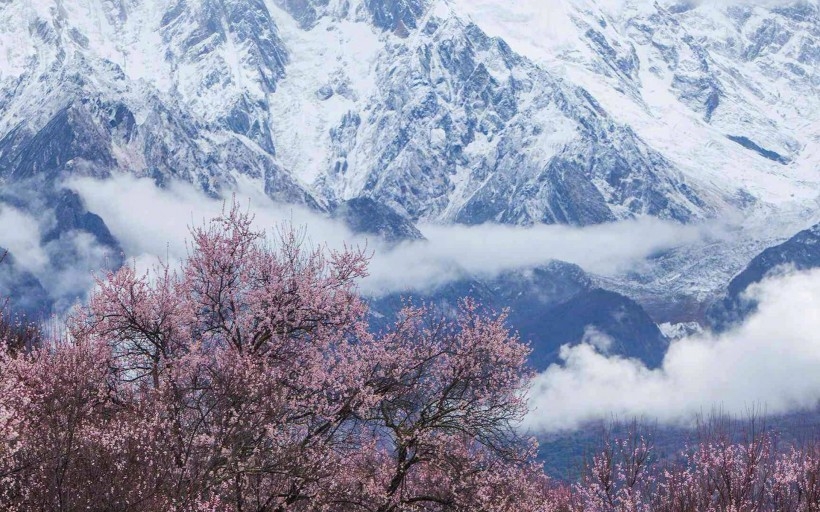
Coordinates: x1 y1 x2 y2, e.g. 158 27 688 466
9 175 820 432
0 205 49 276
525 267 820 433
0 201 115 311
68 175 720 296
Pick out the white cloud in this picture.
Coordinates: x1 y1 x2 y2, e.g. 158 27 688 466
0 204 48 275
0 203 116 310
525 268 820 433
61 177 820 431
582 326 615 352
361 216 728 295
68 175 721 296
44 231 114 305
67 175 362 270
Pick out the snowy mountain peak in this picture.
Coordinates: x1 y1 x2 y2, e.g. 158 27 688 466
0 0 818 227
2 0 820 357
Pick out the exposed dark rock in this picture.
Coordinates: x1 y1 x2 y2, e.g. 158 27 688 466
332 197 424 243
370 260 668 369
726 135 790 164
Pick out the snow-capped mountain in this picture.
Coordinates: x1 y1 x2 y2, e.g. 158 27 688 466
1 0 820 351
5 0 818 221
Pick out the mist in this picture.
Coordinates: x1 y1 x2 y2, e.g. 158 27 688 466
525 267 820 433
0 204 48 276
0 201 115 311
68 175 722 296
7 175 820 433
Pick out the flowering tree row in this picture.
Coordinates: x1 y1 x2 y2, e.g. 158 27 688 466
568 418 820 512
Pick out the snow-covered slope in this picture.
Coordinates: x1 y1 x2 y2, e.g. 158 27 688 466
1 0 820 321
6 0 819 223
0 0 312 204
450 0 820 206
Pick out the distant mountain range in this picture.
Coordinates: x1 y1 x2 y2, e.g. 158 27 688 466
1 0 820 366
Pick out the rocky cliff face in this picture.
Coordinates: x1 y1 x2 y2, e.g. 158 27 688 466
8 0 816 225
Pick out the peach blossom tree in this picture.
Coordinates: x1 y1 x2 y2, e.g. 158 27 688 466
0 204 555 511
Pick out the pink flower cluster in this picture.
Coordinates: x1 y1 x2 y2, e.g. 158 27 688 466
0 204 554 511
568 421 820 512
2 206 819 511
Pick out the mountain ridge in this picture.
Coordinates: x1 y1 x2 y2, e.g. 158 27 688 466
1 0 820 359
